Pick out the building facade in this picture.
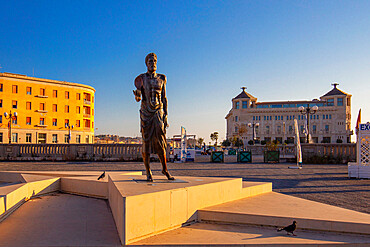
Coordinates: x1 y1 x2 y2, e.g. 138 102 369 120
226 84 352 144
0 72 95 144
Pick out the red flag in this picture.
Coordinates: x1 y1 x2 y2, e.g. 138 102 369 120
355 109 361 134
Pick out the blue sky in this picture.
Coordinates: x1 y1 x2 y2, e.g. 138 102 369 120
1 1 369 142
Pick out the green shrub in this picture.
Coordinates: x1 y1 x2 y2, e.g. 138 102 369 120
303 154 348 164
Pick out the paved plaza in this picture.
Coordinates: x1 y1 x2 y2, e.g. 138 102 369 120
0 193 122 247
0 160 369 214
1 193 369 246
0 162 369 246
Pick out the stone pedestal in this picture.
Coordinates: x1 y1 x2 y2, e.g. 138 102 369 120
107 174 271 244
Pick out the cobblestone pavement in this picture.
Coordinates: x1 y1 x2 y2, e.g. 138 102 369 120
0 161 369 214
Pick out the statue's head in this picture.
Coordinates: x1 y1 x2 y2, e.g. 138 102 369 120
145 53 157 73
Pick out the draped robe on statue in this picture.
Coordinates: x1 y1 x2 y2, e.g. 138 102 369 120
135 72 168 154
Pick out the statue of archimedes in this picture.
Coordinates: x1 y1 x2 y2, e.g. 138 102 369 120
133 53 175 182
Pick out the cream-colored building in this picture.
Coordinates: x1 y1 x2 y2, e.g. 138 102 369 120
0 72 95 144
226 84 352 144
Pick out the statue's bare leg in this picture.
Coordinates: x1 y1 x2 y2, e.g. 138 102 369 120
156 146 174 180
142 143 153 182
143 152 153 182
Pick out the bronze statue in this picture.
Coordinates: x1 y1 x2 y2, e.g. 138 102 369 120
133 53 175 182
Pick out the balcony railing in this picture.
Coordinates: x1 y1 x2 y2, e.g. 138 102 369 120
84 99 91 105
35 124 47 128
35 95 48 98
83 114 91 118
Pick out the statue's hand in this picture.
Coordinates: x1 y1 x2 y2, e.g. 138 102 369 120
133 90 141 102
164 115 169 129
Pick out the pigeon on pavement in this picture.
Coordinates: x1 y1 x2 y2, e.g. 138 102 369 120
97 171 105 180
277 221 297 236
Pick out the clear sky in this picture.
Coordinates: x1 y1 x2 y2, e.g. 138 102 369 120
1 1 369 142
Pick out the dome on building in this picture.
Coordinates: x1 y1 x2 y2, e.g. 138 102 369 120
233 87 256 100
322 83 348 97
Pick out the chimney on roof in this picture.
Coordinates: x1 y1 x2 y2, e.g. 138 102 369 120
332 83 339 89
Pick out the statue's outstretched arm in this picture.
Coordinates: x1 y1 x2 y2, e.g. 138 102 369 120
162 77 168 128
133 75 143 102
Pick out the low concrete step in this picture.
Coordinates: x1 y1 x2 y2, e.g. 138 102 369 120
199 192 370 235
133 222 370 246
240 181 272 198
0 177 59 221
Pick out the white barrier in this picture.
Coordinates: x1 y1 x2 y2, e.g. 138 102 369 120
348 122 370 178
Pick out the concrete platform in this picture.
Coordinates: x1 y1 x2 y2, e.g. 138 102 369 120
1 170 369 246
199 191 370 235
107 174 272 244
0 170 273 245
0 171 142 220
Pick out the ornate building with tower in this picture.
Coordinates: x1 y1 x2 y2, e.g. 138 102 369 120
0 72 95 144
225 84 352 144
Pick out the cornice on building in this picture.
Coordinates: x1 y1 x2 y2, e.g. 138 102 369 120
225 110 233 119
0 72 95 92
255 100 326 105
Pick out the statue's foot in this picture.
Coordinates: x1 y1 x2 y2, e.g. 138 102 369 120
162 170 175 180
146 174 153 182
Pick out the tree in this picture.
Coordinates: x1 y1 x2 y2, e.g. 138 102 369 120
266 141 278 151
231 136 243 148
197 137 204 148
238 124 248 138
221 139 231 147
236 123 248 147
210 132 219 146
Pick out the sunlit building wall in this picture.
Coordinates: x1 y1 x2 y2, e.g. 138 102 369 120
226 84 352 144
0 72 95 144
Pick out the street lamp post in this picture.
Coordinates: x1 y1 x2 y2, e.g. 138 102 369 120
4 111 18 144
65 123 74 143
248 122 259 144
298 105 318 143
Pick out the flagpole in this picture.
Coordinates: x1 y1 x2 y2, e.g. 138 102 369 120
289 119 302 169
